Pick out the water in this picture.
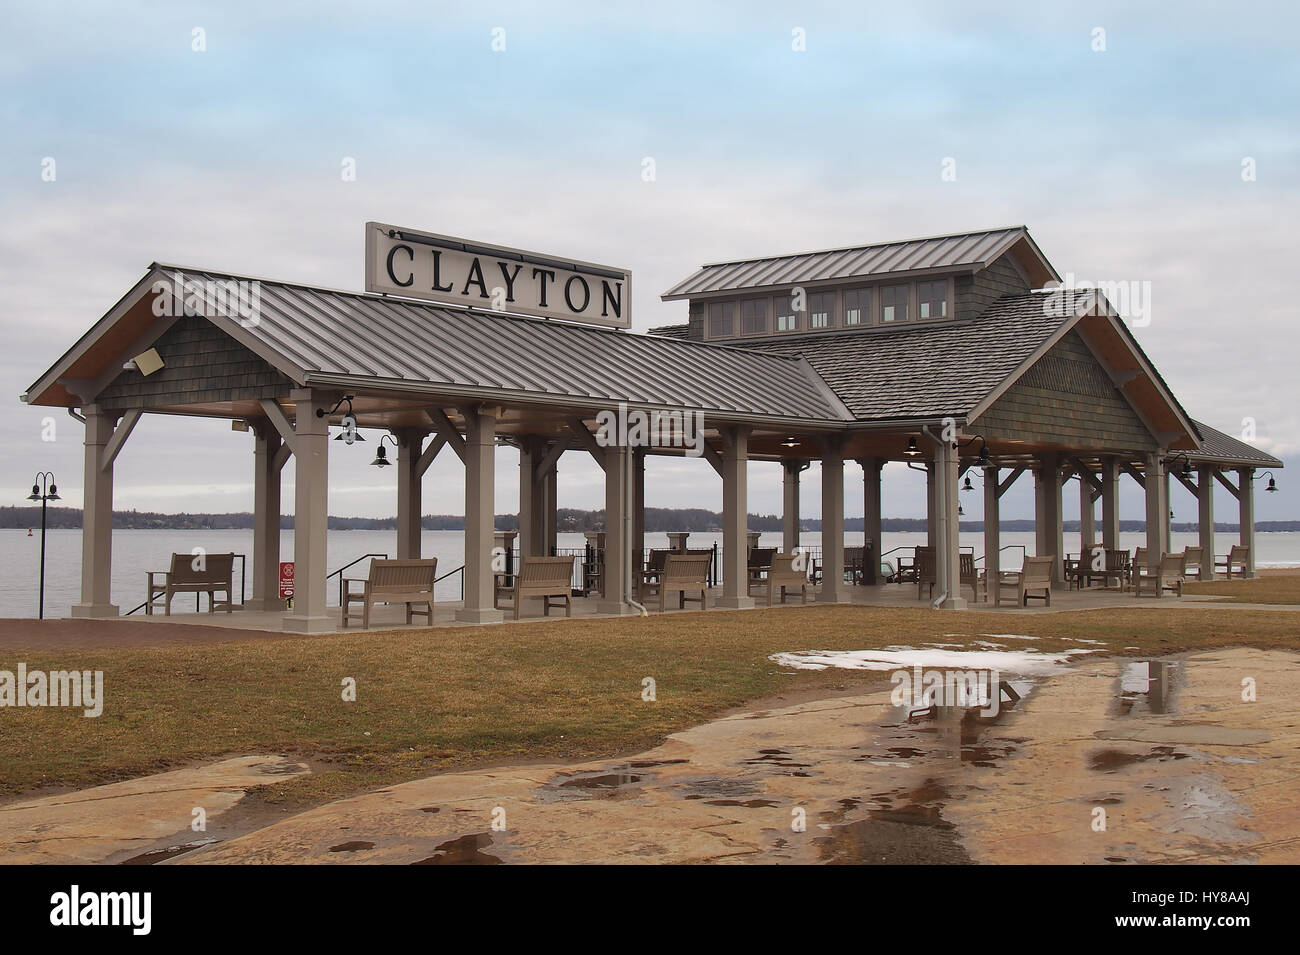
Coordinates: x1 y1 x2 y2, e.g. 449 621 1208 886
2 528 1298 619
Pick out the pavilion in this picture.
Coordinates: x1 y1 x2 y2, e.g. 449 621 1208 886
21 224 1280 630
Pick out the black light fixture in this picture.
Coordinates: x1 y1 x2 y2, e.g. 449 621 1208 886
317 395 365 444
1167 452 1192 478
370 433 398 468
781 437 799 448
1257 470 1279 493
26 472 59 620
962 475 975 492
957 503 965 517
956 434 991 468
903 436 921 457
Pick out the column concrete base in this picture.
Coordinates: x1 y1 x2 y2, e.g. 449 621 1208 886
937 595 969 610
71 603 120 618
455 607 505 625
817 592 851 605
243 598 286 612
596 601 639 616
714 596 755 610
282 614 334 634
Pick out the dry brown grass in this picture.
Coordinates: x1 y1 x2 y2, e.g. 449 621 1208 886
2 600 1298 809
1183 569 1300 604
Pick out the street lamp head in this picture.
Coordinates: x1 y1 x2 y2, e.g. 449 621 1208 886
47 485 60 500
27 485 40 501
903 437 921 457
1267 476 1278 493
370 445 391 467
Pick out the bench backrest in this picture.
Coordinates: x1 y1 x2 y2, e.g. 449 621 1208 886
1107 549 1131 570
915 546 936 583
1022 555 1055 587
168 552 234 586
959 553 977 581
1160 552 1187 578
768 553 806 587
662 553 711 587
748 547 776 569
1134 546 1147 569
1183 545 1203 565
368 558 437 593
1227 544 1250 563
515 555 576 592
646 549 670 573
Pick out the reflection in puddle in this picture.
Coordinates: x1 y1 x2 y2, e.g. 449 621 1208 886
412 832 501 865
121 839 218 865
1118 661 1175 715
1089 745 1191 772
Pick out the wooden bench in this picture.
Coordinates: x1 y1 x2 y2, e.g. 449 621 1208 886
1071 547 1130 589
494 555 576 620
643 553 711 612
764 553 808 605
342 558 437 629
915 546 936 600
1182 545 1204 581
746 547 776 594
993 555 1054 607
1136 552 1186 598
147 552 235 615
1215 544 1250 579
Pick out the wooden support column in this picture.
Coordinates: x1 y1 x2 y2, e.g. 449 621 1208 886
1197 465 1216 580
396 429 428 560
72 404 122 617
247 423 284 611
819 438 848 604
1162 467 1173 553
283 390 331 633
597 443 633 614
632 449 646 571
718 426 754 610
1239 467 1257 578
926 461 937 548
518 437 546 559
1101 457 1121 551
935 436 965 609
1143 451 1165 573
782 460 803 554
861 457 883 584
983 466 1000 597
1079 476 1096 547
456 406 504 624
1035 455 1064 583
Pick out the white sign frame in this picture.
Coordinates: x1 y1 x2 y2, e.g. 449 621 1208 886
365 221 631 329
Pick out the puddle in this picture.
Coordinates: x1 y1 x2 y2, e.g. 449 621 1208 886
121 839 218 865
771 647 1096 676
1088 746 1190 772
1118 660 1175 715
704 798 779 808
537 767 647 802
815 779 973 865
412 832 501 865
328 840 375 852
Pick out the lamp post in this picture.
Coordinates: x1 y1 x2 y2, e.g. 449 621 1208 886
27 472 59 620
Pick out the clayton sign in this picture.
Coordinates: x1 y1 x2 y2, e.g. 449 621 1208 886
365 222 631 328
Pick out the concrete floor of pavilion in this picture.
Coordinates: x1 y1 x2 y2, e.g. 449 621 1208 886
108 578 1265 635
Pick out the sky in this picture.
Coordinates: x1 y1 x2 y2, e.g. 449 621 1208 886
1 0 1296 526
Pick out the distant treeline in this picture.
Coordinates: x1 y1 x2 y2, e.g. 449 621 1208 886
2 505 1291 534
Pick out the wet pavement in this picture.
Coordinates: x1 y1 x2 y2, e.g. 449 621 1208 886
153 645 1299 864
5 646 1296 865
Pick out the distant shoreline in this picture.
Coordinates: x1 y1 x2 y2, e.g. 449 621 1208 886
2 505 1292 534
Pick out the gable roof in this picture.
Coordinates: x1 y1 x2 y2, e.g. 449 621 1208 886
737 289 1085 422
661 226 1059 300
22 264 851 424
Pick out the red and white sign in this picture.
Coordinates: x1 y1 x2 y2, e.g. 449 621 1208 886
279 561 295 599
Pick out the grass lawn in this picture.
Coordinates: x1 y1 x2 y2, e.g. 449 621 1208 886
1183 569 1300 604
2 601 1299 811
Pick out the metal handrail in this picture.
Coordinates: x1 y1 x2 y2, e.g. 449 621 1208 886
972 544 1027 567
435 564 465 600
328 552 389 605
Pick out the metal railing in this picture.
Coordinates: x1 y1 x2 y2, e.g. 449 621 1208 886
327 552 388 606
435 564 465 600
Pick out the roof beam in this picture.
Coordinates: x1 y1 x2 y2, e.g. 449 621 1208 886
1173 469 1200 497
1120 460 1146 490
1070 458 1103 495
425 408 466 464
997 467 1025 499
258 399 297 457
565 417 608 472
100 410 141 473
700 438 724 478
272 442 292 473
417 434 448 478
534 441 565 486
1214 470 1241 500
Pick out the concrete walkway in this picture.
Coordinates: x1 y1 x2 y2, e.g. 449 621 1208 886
145 646 1297 865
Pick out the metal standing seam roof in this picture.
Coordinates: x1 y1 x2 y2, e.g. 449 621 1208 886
734 289 1089 421
661 226 1047 299
1186 420 1283 468
146 267 851 422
